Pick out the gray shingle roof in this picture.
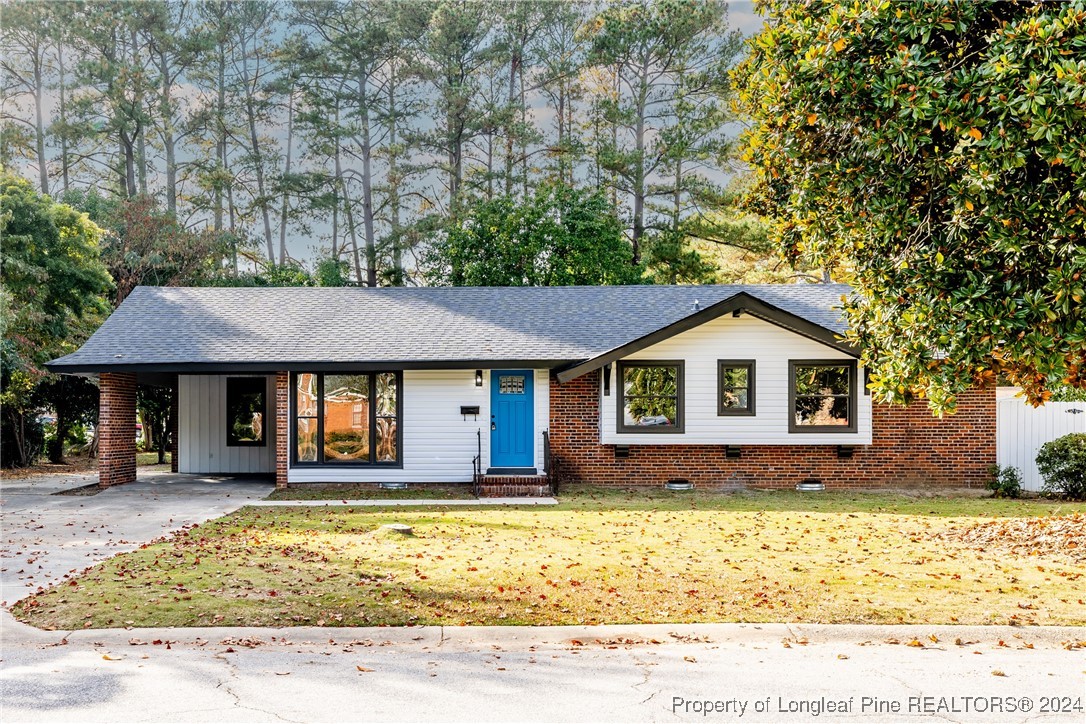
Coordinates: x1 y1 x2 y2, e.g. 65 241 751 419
47 284 852 372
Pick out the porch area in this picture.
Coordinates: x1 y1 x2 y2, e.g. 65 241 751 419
96 369 555 496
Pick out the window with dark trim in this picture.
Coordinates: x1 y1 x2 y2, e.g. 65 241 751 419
292 372 402 466
717 360 755 416
788 360 857 433
226 377 266 446
616 360 684 433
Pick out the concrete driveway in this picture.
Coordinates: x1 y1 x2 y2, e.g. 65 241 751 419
0 470 273 606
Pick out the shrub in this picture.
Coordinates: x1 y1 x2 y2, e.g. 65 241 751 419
985 465 1022 499
1035 433 1086 501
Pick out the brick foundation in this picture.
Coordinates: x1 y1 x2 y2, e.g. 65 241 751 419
276 371 289 488
549 370 995 489
99 372 137 488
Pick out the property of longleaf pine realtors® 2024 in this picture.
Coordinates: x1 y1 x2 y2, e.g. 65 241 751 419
669 695 1082 717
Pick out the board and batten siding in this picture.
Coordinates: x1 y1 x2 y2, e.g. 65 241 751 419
287 369 550 484
178 374 277 474
599 314 873 445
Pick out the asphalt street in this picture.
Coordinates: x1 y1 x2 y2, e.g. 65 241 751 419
2 620 1083 723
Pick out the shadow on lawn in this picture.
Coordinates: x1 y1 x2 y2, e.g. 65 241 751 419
549 485 1079 518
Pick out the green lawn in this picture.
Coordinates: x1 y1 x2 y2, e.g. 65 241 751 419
12 487 1085 629
137 452 170 467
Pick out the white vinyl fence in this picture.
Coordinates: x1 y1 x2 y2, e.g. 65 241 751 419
997 398 1086 491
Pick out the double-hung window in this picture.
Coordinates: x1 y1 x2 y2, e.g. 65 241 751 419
717 360 755 416
293 372 402 465
789 360 857 432
616 361 684 433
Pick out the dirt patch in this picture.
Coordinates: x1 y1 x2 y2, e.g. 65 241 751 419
0 455 97 480
941 513 1086 561
52 482 103 496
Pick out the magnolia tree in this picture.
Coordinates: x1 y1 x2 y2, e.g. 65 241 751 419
734 0 1086 412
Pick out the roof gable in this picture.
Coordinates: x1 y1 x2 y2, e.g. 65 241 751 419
554 291 857 383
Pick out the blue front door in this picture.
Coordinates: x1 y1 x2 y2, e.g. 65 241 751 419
490 370 534 469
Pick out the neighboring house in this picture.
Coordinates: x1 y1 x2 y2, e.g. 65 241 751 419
47 285 994 492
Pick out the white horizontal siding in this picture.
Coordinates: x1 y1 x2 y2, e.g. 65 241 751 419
600 314 873 445
288 369 549 484
178 375 276 474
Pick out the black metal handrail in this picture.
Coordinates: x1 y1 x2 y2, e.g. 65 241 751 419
471 427 482 497
542 429 556 494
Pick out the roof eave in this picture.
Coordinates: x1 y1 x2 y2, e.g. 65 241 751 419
555 291 856 383
44 358 581 375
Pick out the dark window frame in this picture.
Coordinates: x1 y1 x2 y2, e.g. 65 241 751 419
291 371 404 467
717 360 756 417
226 376 267 447
616 360 685 434
788 359 857 433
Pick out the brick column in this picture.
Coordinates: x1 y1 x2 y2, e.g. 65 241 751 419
99 372 137 488
169 376 179 473
275 372 289 488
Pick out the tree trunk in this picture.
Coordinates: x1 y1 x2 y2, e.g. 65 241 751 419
504 50 518 195
278 83 295 264
387 68 403 286
59 45 70 193
48 402 67 464
358 73 377 287
244 91 275 265
120 131 137 197
214 43 226 232
33 59 48 194
133 28 148 196
158 49 177 214
631 63 649 265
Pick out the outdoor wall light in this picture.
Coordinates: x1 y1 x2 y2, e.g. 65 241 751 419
475 369 483 387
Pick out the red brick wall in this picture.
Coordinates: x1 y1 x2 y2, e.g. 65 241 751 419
99 372 137 488
275 372 289 488
549 370 995 489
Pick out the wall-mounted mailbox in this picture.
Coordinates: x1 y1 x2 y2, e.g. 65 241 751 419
461 405 480 420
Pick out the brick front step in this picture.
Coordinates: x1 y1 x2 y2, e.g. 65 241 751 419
476 475 552 497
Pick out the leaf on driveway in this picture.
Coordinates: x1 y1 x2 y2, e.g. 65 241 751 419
356 665 374 672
